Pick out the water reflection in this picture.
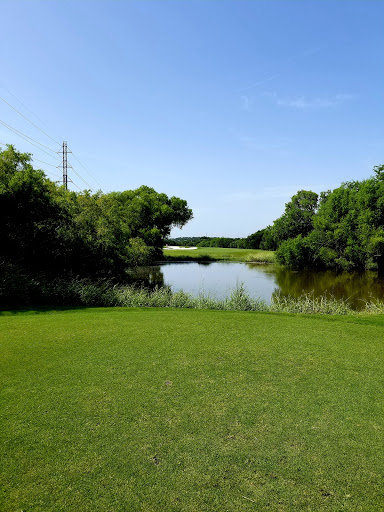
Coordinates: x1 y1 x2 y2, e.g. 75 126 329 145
126 265 165 289
271 267 384 309
127 262 384 310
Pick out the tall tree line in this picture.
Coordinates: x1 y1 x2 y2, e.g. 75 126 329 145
0 145 193 284
261 168 384 273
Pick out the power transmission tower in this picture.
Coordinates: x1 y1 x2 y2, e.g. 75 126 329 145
57 141 72 189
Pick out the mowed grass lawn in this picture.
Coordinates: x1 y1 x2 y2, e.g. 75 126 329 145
163 246 276 263
1 308 384 511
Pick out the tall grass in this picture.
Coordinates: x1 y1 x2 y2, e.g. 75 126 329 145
270 292 354 315
244 251 276 263
360 298 384 314
116 282 268 311
3 277 384 315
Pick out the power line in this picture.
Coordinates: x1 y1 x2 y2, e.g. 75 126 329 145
70 164 95 192
1 142 62 177
1 87 104 193
70 151 105 191
0 119 58 153
41 170 62 180
41 169 81 190
1 142 73 185
0 119 60 160
56 142 94 191
70 180 82 191
0 94 61 146
0 85 53 132
39 167 81 191
48 175 79 190
2 130 100 194
0 146 62 180
32 157 59 168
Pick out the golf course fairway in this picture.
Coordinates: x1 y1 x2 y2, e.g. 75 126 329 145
1 307 383 511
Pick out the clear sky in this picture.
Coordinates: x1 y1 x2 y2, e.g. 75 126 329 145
1 0 384 237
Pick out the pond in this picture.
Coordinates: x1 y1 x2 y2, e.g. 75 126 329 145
127 261 384 310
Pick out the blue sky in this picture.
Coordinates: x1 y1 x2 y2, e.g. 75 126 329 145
1 0 384 237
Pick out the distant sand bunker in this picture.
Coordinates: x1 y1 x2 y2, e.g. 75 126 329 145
165 245 198 250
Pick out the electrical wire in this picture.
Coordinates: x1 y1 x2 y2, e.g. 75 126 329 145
37 168 81 191
0 85 53 132
70 165 95 192
1 88 104 193
0 94 61 146
69 179 82 191
70 151 105 191
42 170 62 180
32 157 59 168
0 119 61 160
0 89 104 194
0 119 59 153
1 136 93 192
0 143 61 182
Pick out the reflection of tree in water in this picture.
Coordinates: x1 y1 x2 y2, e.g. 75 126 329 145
245 263 278 280
272 267 384 309
127 263 384 309
126 266 165 290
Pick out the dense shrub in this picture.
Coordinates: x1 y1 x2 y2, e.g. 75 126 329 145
276 235 315 269
0 144 193 301
262 166 384 272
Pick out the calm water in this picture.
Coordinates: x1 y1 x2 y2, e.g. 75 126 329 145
127 261 384 310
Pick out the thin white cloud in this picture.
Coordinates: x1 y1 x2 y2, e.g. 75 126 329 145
238 136 290 152
229 126 291 151
238 45 326 93
224 183 334 203
274 93 356 109
238 73 281 93
240 95 255 111
231 128 292 151
224 186 302 202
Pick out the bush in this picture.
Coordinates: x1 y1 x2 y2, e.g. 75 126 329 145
226 283 254 310
276 235 315 269
126 238 156 267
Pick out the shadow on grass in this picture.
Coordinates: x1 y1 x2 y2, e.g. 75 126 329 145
0 305 90 315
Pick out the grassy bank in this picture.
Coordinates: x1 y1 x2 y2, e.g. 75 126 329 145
116 285 383 315
163 247 276 263
3 277 384 314
1 308 384 511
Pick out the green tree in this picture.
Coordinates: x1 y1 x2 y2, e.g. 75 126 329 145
262 190 319 250
277 168 384 272
105 186 192 258
0 144 72 274
244 229 265 249
0 145 193 281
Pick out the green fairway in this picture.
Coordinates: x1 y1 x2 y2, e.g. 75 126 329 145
1 308 384 511
163 246 276 263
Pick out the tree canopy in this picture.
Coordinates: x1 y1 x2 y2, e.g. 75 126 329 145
261 190 319 251
270 170 384 273
0 144 193 281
